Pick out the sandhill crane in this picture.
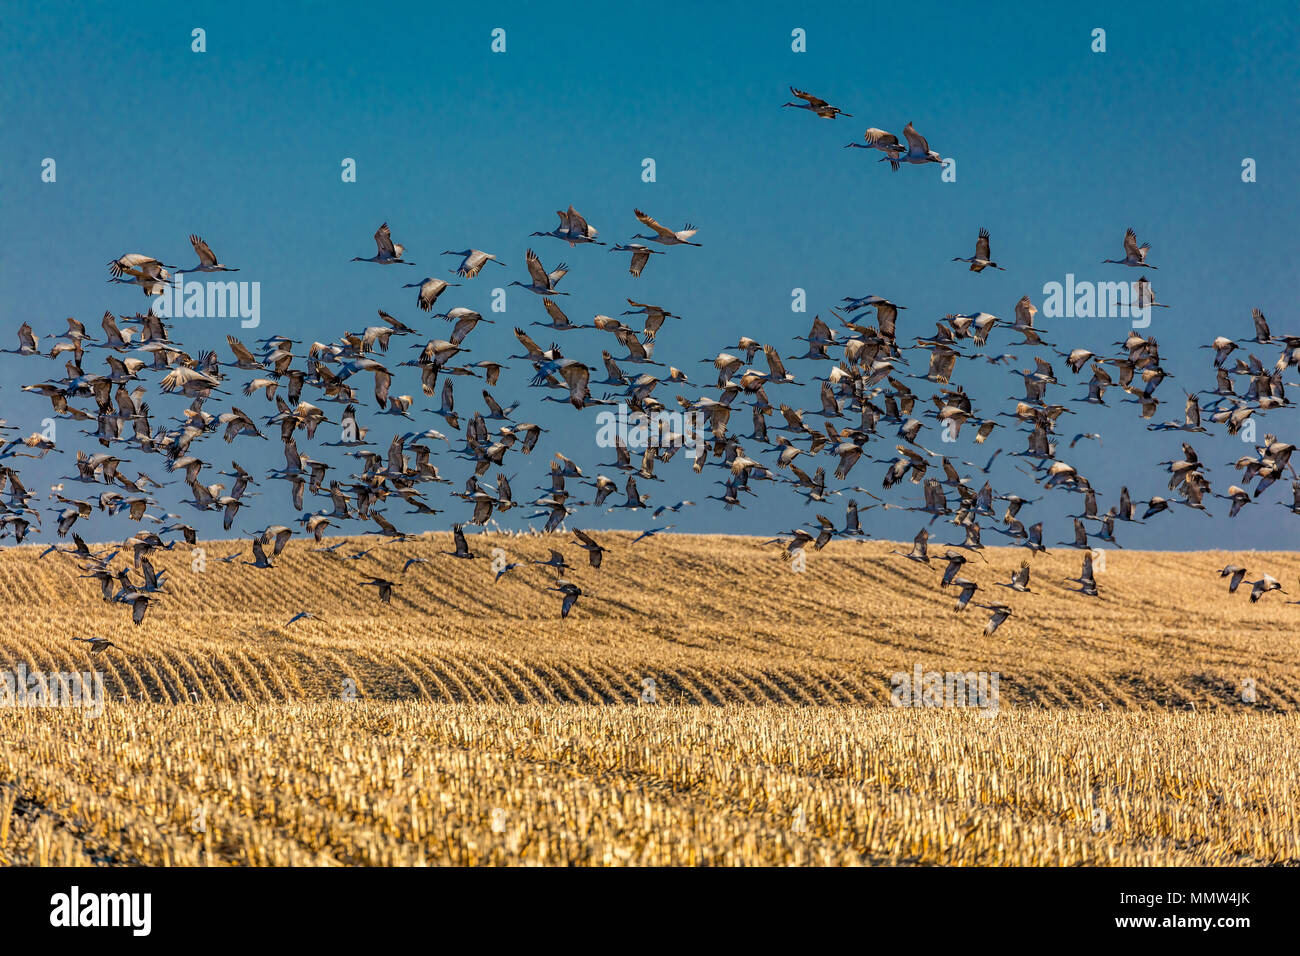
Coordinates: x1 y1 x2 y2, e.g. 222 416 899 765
774 527 815 562
108 253 174 282
1248 575 1285 603
1142 496 1171 520
442 249 507 278
109 263 171 295
1245 308 1271 344
123 591 156 625
939 551 968 586
549 580 583 618
243 537 274 569
1217 485 1253 518
1065 552 1100 596
532 549 572 575
1201 336 1238 368
4 322 40 355
610 243 662 278
951 577 980 611
440 524 475 559
631 208 701 247
72 637 118 654
1131 276 1169 310
352 223 413 264
178 235 239 273
997 560 1032 593
533 358 592 410
530 298 582 332
531 206 603 246
952 229 1005 272
899 122 945 165
782 87 852 119
844 128 904 170
1058 517 1092 549
623 299 680 341
572 528 607 568
890 527 933 565
607 475 650 512
360 576 399 603
632 525 674 544
8 433 57 458
1102 227 1156 269
160 366 223 397
977 603 1013 635
403 277 461 312
1218 565 1248 593
510 249 569 295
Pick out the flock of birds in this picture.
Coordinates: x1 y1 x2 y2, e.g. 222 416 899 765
3 87 1295 649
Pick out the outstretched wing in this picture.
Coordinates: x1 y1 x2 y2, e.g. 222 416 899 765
789 86 828 109
525 249 549 287
190 234 218 266
634 208 678 241
513 326 544 357
374 222 397 257
902 122 930 155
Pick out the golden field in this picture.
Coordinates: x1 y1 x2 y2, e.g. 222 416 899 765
1 705 1296 866
0 532 1296 707
1 532 1298 866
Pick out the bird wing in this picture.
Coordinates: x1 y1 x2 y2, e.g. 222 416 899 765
226 335 257 364
543 298 570 326
1123 228 1141 259
634 208 677 241
567 205 595 238
630 249 649 276
459 250 488 278
789 86 828 108
563 364 590 403
525 249 549 287
190 234 218 266
375 223 397 257
514 326 543 357
902 122 930 154
863 128 900 148
1014 295 1036 328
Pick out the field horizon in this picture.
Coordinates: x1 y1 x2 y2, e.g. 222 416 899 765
2 531 1295 710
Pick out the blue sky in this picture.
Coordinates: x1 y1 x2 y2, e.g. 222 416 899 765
2 1 1298 548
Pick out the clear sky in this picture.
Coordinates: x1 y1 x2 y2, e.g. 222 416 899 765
2 1 1298 549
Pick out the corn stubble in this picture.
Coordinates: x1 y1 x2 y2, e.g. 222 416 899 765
0 705 1296 866
0 533 1297 865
